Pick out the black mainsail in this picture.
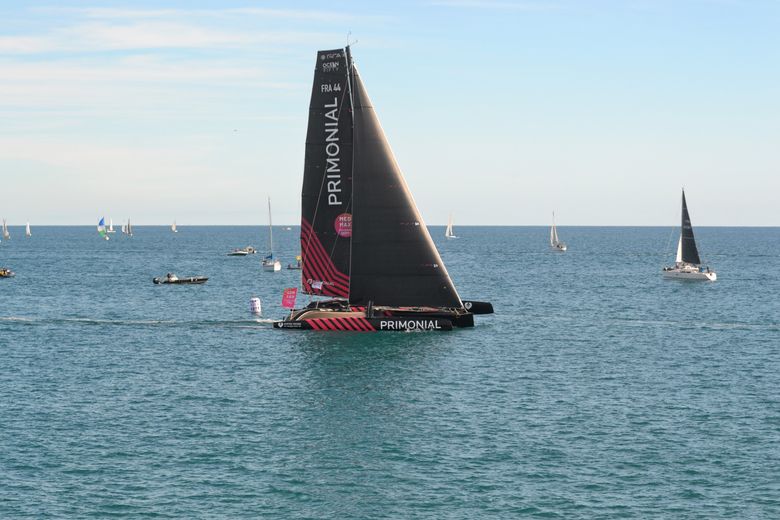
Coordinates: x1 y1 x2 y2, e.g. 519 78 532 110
680 190 701 265
300 48 354 298
349 64 462 308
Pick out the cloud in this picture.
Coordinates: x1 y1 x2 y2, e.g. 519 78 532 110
429 0 560 9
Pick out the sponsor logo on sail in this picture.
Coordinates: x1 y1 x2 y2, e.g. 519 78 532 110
335 213 352 237
323 96 342 206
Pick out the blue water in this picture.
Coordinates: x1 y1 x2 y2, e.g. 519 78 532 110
1 226 779 518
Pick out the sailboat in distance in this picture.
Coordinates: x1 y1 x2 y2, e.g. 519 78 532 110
274 46 493 332
171 220 178 233
550 212 567 252
2 219 10 240
262 197 282 272
107 218 116 234
663 189 716 281
25 222 31 238
445 213 458 239
97 217 109 240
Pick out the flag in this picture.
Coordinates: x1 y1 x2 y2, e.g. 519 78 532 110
311 280 323 291
281 288 298 309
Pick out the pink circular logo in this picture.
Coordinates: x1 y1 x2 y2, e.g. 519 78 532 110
335 213 352 237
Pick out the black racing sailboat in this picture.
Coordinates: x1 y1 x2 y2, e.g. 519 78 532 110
274 46 493 331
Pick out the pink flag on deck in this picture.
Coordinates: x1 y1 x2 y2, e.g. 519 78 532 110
281 288 298 309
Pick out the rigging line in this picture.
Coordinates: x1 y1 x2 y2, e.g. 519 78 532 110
663 225 676 268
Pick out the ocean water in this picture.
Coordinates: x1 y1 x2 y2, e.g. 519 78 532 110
1 226 778 518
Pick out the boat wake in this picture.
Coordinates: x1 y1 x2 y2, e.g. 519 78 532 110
0 316 277 329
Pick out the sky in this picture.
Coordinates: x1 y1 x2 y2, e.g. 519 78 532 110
1 0 778 226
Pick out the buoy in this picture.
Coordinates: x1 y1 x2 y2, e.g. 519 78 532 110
249 297 262 316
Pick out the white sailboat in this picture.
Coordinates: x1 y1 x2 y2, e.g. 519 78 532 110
663 190 716 281
126 218 134 237
550 212 567 252
2 219 10 240
171 220 178 233
25 222 31 238
107 218 116 234
262 197 282 272
445 213 458 239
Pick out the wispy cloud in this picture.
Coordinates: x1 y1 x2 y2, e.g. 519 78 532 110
429 0 560 10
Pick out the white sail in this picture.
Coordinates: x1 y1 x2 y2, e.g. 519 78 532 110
171 220 178 233
675 236 682 264
127 219 133 236
445 213 456 238
108 218 115 232
262 197 281 271
2 219 9 240
550 212 566 251
25 222 31 237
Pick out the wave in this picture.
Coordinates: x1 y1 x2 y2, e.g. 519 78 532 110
0 316 277 328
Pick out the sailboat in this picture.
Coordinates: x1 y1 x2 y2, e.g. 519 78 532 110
445 213 458 239
97 217 110 240
663 190 716 281
107 218 116 234
25 222 31 238
274 46 493 332
126 219 134 237
262 197 282 272
171 220 178 233
2 219 10 240
550 212 567 252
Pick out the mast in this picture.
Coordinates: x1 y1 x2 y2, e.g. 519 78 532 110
680 190 701 265
267 197 274 258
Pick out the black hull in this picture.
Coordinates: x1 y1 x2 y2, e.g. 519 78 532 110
274 315 455 332
273 304 476 332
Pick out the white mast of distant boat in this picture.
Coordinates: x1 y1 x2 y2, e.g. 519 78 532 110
262 197 282 272
550 212 567 252
445 213 458 239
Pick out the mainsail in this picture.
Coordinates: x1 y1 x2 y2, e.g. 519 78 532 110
300 48 353 298
680 190 701 265
299 46 462 309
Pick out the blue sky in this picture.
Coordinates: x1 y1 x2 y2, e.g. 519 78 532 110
1 0 778 225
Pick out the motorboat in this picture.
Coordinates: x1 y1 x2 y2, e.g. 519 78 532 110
153 273 208 285
0 267 15 278
227 246 255 256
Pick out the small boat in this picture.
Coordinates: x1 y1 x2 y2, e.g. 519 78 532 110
126 219 134 237
171 220 178 233
445 213 458 239
274 46 493 332
227 246 255 256
107 218 116 234
550 212 567 252
153 273 208 285
0 267 15 278
262 197 282 272
2 219 10 240
25 222 31 238
97 217 110 240
287 255 302 270
663 189 716 281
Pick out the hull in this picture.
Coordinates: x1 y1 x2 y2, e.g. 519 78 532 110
153 276 208 285
273 304 475 332
662 267 716 281
263 260 282 272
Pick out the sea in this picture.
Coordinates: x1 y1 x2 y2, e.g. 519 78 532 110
1 226 778 518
